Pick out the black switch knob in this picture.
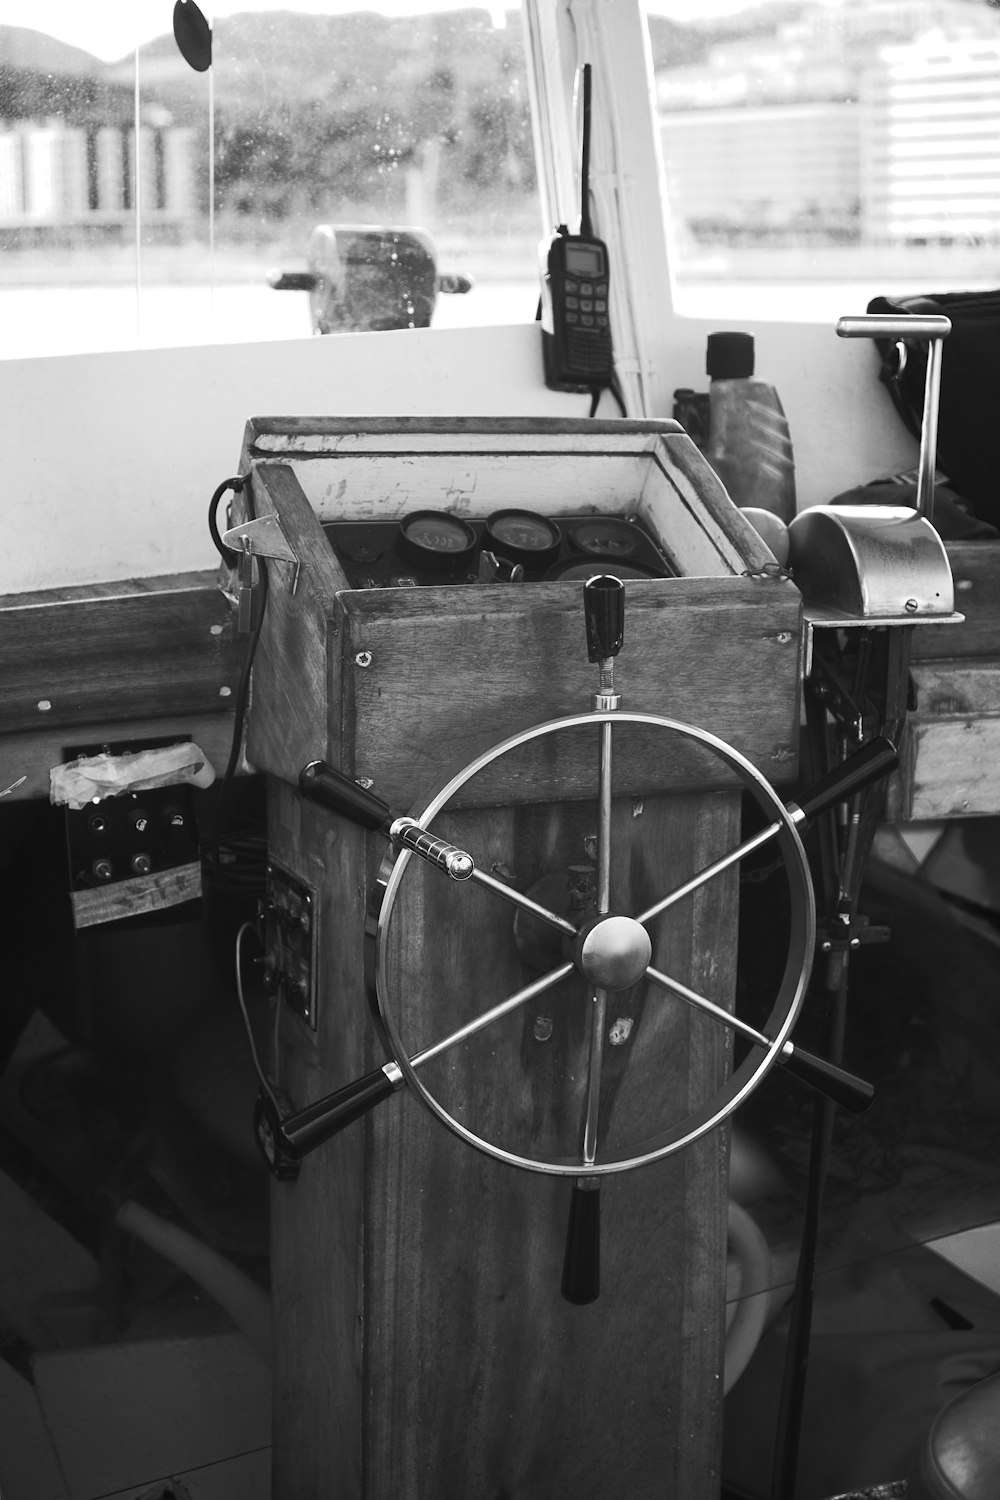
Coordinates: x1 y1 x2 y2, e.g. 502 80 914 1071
130 806 150 834
584 574 625 663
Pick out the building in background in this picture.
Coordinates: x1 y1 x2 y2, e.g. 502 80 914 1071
865 30 1000 244
0 119 196 237
657 0 1000 252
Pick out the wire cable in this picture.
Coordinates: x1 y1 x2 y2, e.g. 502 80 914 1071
234 920 280 1112
204 472 269 900
208 475 246 563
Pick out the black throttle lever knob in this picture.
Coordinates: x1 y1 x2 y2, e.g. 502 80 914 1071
584 574 625 663
790 736 899 828
299 760 392 830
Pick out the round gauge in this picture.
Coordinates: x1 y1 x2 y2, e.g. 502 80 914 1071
546 560 658 581
568 517 640 560
398 511 477 572
484 510 561 568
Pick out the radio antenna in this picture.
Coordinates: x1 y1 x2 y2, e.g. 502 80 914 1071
580 63 593 239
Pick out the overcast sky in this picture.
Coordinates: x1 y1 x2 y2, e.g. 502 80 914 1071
0 1 750 63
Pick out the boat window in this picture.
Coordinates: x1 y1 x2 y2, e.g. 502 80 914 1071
649 0 1000 322
0 2 541 359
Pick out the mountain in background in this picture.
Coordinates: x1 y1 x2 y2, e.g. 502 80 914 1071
1 0 991 96
0 24 98 75
0 7 774 107
112 8 527 108
0 25 133 124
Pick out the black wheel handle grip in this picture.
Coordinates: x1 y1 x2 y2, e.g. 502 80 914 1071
256 1065 403 1175
299 759 393 831
584 575 625 663
562 1180 601 1304
781 1045 874 1113
792 736 899 827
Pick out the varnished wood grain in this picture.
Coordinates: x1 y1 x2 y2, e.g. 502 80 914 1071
861 539 1000 816
266 780 370 1500
237 422 800 800
912 542 1000 660
910 657 1000 716
339 577 801 808
0 573 238 735
246 419 805 1499
240 463 347 783
886 656 1000 818
0 570 224 610
269 785 741 1500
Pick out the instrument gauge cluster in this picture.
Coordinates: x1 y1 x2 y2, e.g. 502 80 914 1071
484 510 562 569
323 507 675 588
398 511 478 574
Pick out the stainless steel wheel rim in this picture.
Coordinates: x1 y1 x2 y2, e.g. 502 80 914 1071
371 710 815 1176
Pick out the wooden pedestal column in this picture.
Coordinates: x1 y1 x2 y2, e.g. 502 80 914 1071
232 418 803 1499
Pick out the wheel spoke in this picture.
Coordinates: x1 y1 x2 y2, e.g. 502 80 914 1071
635 820 783 926
412 960 575 1069
467 865 577 937
595 720 613 914
644 963 772 1051
577 719 615 1166
582 987 608 1166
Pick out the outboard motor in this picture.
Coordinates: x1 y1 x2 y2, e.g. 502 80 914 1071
268 224 471 334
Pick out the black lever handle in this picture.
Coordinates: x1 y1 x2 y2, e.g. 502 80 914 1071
562 1179 601 1304
254 1063 405 1177
791 736 899 828
299 760 393 830
584 574 625 663
780 1044 873 1113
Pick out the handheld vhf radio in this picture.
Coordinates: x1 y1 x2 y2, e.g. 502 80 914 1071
539 64 614 394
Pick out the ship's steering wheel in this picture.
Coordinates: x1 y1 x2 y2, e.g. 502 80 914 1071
257 576 891 1299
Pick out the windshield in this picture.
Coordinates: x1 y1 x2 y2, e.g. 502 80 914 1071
648 0 1000 320
0 1 541 357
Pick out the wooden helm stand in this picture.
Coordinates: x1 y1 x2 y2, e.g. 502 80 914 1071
226 417 883 1500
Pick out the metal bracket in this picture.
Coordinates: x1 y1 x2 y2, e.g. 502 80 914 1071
817 914 891 954
223 513 301 593
805 629 918 743
263 863 318 1029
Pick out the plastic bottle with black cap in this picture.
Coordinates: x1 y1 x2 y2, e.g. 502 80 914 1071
703 330 797 529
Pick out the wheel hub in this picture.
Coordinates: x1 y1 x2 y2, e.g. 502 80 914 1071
573 914 653 991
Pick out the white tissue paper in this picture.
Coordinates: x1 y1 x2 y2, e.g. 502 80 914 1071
50 742 216 810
